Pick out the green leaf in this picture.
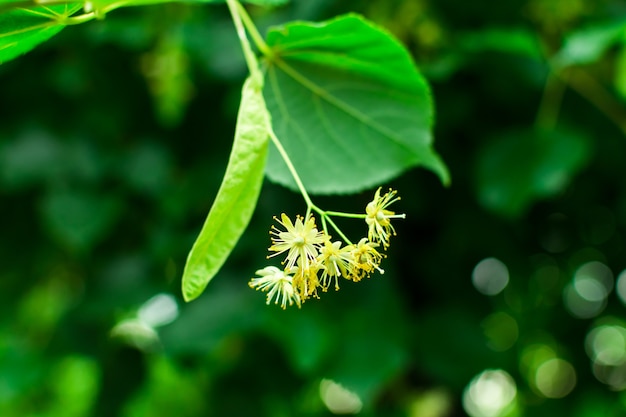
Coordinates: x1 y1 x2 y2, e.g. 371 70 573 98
459 28 542 58
40 189 121 252
474 127 591 217
553 20 626 67
181 75 270 302
0 4 82 65
263 13 449 195
0 0 36 13
0 129 63 188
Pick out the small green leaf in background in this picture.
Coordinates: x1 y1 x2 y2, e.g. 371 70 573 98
140 32 194 128
0 4 82 65
120 141 173 197
553 20 626 67
181 75 270 302
263 13 449 195
46 356 100 417
0 130 105 189
474 127 591 217
40 189 121 252
459 28 542 58
0 129 62 188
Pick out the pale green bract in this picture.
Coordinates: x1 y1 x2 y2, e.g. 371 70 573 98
181 74 270 301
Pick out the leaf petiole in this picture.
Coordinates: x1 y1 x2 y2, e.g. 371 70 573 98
320 213 352 245
267 128 314 211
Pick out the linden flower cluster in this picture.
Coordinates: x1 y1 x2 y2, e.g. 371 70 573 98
249 188 405 309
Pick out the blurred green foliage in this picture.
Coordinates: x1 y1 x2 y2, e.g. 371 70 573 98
3 0 626 416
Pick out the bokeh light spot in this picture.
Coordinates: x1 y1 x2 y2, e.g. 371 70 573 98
110 293 178 351
520 344 556 375
575 261 613 296
592 362 626 391
110 320 159 351
563 282 606 319
407 388 452 417
462 369 516 417
574 277 606 302
472 258 509 296
564 261 612 319
616 270 626 306
586 324 626 366
319 379 363 415
534 358 576 398
138 293 179 328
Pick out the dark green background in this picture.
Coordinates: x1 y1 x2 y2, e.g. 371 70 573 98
2 0 626 415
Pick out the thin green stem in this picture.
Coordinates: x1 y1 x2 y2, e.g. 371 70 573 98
535 70 566 129
325 210 366 219
62 12 96 24
320 214 328 235
226 0 259 76
235 1 272 58
322 214 352 245
268 129 315 210
60 0 132 24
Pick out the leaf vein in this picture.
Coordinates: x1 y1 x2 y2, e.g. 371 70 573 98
273 58 417 155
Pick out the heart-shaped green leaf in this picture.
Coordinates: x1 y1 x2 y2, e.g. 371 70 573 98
263 13 449 195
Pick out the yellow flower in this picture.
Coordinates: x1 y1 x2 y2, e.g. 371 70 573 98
350 238 385 281
291 259 322 300
317 240 358 291
252 188 405 308
249 266 301 309
269 214 328 270
365 188 405 249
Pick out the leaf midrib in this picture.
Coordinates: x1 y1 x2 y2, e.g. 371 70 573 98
271 57 422 155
